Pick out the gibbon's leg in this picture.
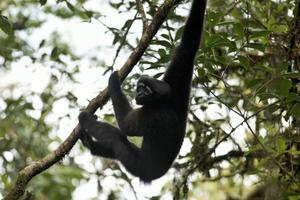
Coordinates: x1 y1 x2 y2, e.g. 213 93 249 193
79 112 117 158
112 136 143 178
79 112 122 149
108 71 133 131
79 112 143 178
81 134 116 158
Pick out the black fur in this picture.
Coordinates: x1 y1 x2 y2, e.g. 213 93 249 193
79 0 207 182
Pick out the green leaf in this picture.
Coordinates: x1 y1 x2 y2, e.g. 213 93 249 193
175 26 184 41
247 144 263 154
217 21 235 26
152 40 172 49
290 103 300 117
233 22 244 38
271 24 287 33
276 138 286 153
286 93 300 102
269 78 292 97
158 48 166 58
40 0 47 6
246 78 264 88
66 1 75 12
245 43 265 52
150 196 160 200
1 175 9 188
121 19 133 30
288 195 300 200
39 39 46 48
0 15 13 35
250 30 271 39
158 48 169 63
288 149 300 155
281 72 300 78
236 55 250 68
153 72 164 78
161 34 169 40
207 11 222 26
206 35 234 49
50 47 59 60
140 61 155 65
198 68 206 78
258 93 277 101
257 64 274 73
85 10 93 18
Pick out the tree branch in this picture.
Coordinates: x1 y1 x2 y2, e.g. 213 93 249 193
136 0 148 31
3 0 182 199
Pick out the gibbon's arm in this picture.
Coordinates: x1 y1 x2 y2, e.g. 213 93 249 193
108 72 145 137
180 0 206 55
108 71 133 131
164 0 207 84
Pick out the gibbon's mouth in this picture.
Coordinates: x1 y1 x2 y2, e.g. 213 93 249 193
137 82 153 97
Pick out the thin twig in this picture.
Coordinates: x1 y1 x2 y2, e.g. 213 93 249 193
244 120 300 187
108 12 139 72
180 100 280 188
136 0 148 31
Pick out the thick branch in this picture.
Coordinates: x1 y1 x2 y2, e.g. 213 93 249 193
3 0 181 199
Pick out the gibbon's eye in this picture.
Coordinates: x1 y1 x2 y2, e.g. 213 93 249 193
137 82 153 97
144 85 152 96
138 82 145 88
137 82 144 92
137 83 144 97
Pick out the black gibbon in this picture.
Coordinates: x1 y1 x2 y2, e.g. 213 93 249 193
79 0 207 182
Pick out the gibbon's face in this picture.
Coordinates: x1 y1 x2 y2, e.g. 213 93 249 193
135 81 156 105
135 76 171 105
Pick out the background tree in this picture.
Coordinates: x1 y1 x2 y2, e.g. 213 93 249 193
1 0 300 199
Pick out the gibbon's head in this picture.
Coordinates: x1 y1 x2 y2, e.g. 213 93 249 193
135 75 171 105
